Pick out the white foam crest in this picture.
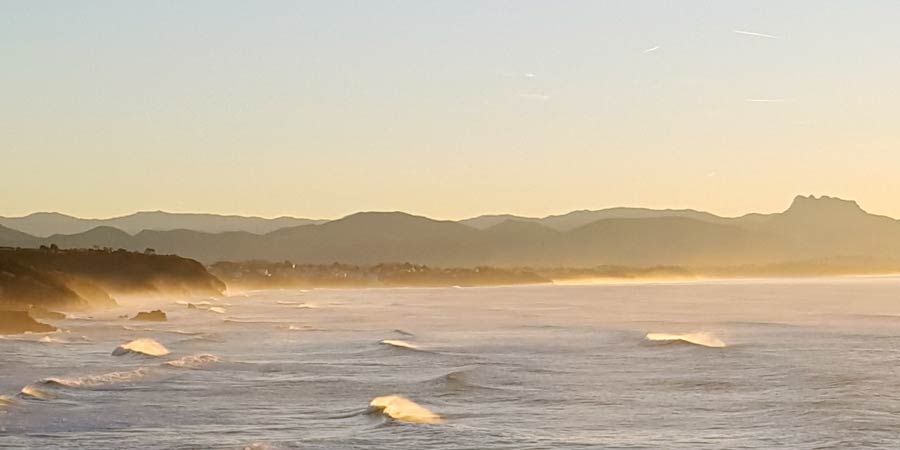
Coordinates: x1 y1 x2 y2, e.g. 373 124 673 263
380 339 421 350
645 332 726 348
112 338 170 357
164 354 220 369
171 329 203 336
0 395 15 407
293 303 318 309
42 367 151 388
20 385 55 400
369 395 442 424
208 306 226 314
0 333 55 343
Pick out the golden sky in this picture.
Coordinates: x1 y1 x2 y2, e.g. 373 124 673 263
3 1 899 220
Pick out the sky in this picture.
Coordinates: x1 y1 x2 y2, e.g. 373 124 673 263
2 1 899 220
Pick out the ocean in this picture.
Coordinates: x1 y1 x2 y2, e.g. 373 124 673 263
3 278 900 449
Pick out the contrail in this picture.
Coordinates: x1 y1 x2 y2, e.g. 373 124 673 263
746 98 786 103
733 29 781 40
643 45 660 53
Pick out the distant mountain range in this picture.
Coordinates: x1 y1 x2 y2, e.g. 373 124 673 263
2 196 899 268
0 211 325 236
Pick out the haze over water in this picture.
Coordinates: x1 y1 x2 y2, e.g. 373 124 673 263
3 278 900 449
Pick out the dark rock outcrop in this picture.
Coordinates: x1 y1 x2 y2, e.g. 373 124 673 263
0 310 57 334
131 309 167 322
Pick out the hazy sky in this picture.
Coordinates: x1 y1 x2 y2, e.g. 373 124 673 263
3 1 899 220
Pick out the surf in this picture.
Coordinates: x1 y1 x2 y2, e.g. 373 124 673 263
380 339 423 350
41 367 151 388
0 395 16 408
644 332 726 348
164 354 220 369
19 384 55 400
112 338 171 357
369 395 442 424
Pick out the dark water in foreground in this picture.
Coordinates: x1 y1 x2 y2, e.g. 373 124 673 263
3 278 900 449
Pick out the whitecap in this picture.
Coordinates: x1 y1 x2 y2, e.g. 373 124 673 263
208 307 226 314
645 332 726 348
112 338 170 357
42 367 151 388
0 395 15 408
369 395 442 424
20 385 55 400
170 329 203 336
164 354 220 369
380 339 424 351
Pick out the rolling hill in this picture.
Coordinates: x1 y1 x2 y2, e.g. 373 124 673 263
1 196 898 270
0 211 324 237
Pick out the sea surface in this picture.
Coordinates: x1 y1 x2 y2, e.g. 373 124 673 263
3 278 900 449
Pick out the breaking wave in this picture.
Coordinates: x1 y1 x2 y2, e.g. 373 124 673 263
208 306 226 314
164 354 220 369
0 395 15 408
112 338 171 357
23 354 218 397
19 385 55 400
169 329 204 336
369 395 442 424
380 339 422 351
645 332 726 348
41 367 151 388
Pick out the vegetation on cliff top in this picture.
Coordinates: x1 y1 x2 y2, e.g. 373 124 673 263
0 247 224 311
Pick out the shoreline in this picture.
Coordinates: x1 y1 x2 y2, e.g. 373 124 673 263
220 271 900 293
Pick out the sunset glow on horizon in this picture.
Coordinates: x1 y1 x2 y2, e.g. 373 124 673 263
3 1 898 219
